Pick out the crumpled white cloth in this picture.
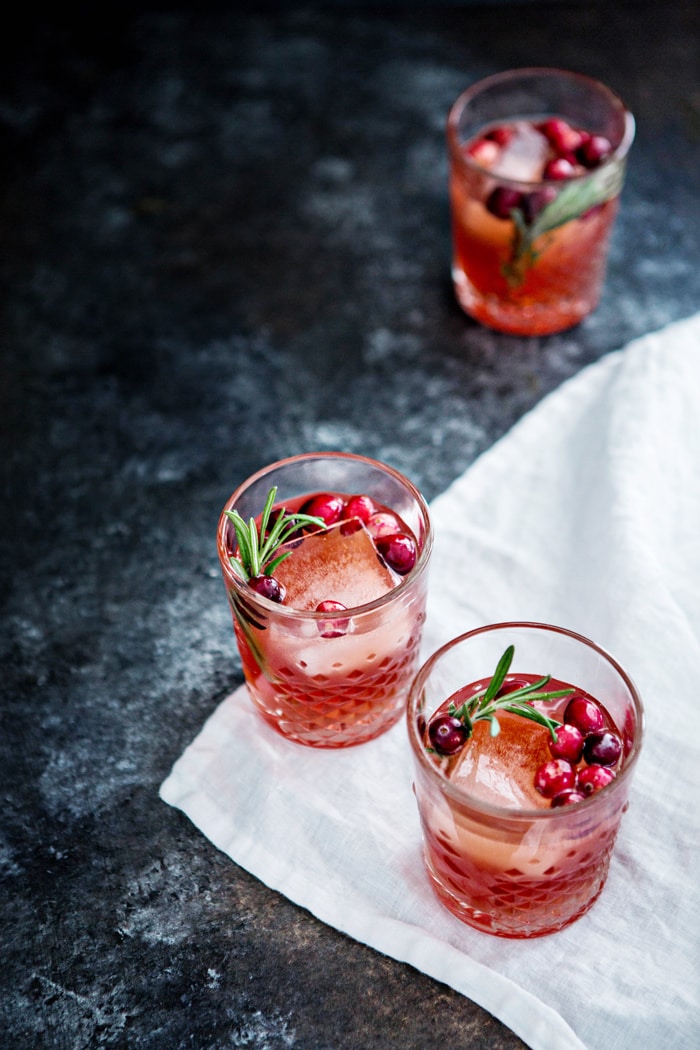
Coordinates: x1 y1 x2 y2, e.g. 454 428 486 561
161 314 700 1050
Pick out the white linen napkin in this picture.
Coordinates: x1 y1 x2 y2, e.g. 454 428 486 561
160 313 700 1050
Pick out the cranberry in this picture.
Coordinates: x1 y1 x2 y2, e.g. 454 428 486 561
339 517 363 537
343 494 376 523
315 600 349 638
428 715 468 756
300 493 344 525
466 137 500 168
484 125 513 147
549 723 585 763
249 574 286 603
521 186 557 223
543 156 577 181
577 134 612 167
264 507 303 541
496 678 531 698
583 730 622 767
577 764 616 795
564 695 605 735
485 186 523 219
538 117 586 154
376 533 417 576
551 789 586 808
534 759 576 798
366 511 403 539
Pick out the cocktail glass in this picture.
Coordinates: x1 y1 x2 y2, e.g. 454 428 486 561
447 67 635 335
407 622 644 937
217 452 433 748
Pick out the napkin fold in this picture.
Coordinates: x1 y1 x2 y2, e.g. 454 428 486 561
161 314 700 1050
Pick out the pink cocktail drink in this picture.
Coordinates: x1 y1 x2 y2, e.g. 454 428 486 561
447 68 635 335
218 453 432 748
407 623 644 937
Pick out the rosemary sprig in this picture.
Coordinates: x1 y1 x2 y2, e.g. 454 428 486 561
502 161 625 288
448 644 573 743
225 485 325 581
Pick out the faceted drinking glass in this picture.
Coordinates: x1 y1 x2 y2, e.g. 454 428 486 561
447 67 635 335
218 452 433 748
407 622 644 937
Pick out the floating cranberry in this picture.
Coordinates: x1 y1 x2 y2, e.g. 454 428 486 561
577 134 612 167
564 695 605 735
534 759 576 798
466 137 500 168
486 125 513 146
583 730 622 767
485 186 523 219
549 723 585 763
366 511 403 539
543 156 577 181
428 715 468 756
343 494 376 523
551 789 586 808
339 516 363 537
300 493 344 525
521 186 557 223
315 600 349 638
249 574 286 603
376 533 417 576
538 117 586 154
577 764 616 795
496 678 531 698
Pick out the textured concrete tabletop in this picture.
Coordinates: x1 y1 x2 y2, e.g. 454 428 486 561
2 3 699 1048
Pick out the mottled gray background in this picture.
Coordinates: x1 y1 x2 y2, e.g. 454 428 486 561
2 3 699 1048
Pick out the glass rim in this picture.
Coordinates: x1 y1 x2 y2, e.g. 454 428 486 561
217 450 434 620
446 66 636 187
407 620 645 820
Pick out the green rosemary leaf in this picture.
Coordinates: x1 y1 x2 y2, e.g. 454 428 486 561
482 644 514 704
227 486 325 582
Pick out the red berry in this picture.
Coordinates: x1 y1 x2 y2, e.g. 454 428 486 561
249 574 286 603
343 494 376 523
376 533 417 576
577 764 616 795
496 678 531 698
428 715 468 755
564 695 605 735
543 156 576 180
521 186 557 223
485 186 523 219
300 493 345 525
315 600 349 638
366 511 403 539
339 516 364 537
534 759 576 798
549 723 585 763
538 117 586 154
577 134 612 167
583 730 622 767
551 789 586 808
484 124 513 147
466 137 499 167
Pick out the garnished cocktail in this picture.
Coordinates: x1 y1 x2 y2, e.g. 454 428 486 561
217 452 432 747
407 623 644 937
447 68 635 335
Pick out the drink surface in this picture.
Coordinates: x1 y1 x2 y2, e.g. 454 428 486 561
425 673 621 810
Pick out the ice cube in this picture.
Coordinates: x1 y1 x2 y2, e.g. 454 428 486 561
450 712 552 810
491 120 549 183
274 521 399 611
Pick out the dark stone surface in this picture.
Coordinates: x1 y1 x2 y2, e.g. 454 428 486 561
1 3 698 1047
